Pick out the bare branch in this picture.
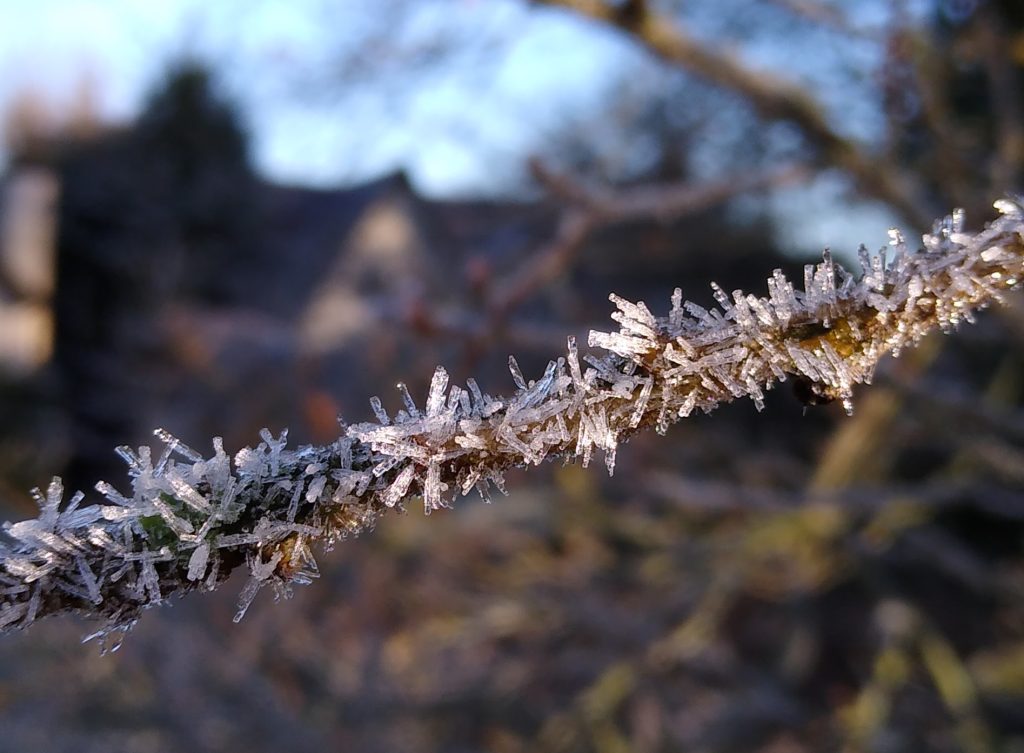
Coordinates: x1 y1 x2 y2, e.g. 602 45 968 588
493 161 808 315
536 0 935 227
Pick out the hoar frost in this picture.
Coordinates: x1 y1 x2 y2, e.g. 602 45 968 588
0 199 1022 648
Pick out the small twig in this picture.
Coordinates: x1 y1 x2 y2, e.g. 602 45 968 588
0 199 1021 646
762 0 884 40
882 371 1024 443
493 162 809 316
644 472 1024 518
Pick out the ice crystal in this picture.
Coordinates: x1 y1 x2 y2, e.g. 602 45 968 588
1 200 1022 643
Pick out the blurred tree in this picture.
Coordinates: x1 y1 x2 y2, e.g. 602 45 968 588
134 62 261 304
52 61 261 490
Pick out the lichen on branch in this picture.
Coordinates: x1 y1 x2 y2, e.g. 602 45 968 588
2 199 1022 649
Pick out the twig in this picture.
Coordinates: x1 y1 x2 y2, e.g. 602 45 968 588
452 161 806 370
0 199 1021 647
644 472 1024 518
762 0 883 40
492 161 809 316
882 371 1024 443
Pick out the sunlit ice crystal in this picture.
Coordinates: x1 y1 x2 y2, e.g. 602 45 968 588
0 200 1021 643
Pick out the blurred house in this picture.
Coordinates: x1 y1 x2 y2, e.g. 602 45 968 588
0 61 791 500
0 167 57 374
0 63 564 492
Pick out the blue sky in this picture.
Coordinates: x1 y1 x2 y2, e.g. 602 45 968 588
0 0 642 194
0 0 923 254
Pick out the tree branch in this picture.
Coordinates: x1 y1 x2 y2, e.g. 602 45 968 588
492 161 808 316
1 199 1021 648
535 0 935 228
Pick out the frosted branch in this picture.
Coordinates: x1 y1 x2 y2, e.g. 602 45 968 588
2 200 1022 649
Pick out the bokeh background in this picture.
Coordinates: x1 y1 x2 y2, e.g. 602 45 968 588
1 1 1023 751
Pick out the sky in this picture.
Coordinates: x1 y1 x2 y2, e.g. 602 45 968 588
0 0 925 255
0 0 640 193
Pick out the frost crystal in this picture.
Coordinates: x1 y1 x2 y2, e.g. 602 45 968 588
0 200 1022 643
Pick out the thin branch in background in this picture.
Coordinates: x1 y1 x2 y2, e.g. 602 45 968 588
643 472 1024 520
536 0 935 228
882 371 1024 443
456 161 807 369
495 161 807 320
762 0 884 40
0 199 1021 648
